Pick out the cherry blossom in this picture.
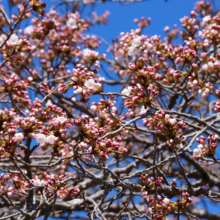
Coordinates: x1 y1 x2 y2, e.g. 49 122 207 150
169 118 177 126
139 106 149 115
9 34 19 45
46 135 56 144
84 79 96 89
162 198 170 207
36 133 46 145
121 86 132 97
193 148 202 158
66 17 77 29
56 116 67 124
33 179 45 186
14 132 24 141
127 45 138 56
132 36 141 47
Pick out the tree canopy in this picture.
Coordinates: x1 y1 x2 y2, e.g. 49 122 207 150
0 0 219 219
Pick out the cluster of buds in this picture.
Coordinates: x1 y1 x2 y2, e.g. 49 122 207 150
119 65 162 114
26 173 80 199
198 15 220 46
193 135 218 160
187 66 213 97
214 100 220 112
132 65 162 84
82 47 106 68
143 111 185 146
164 24 180 42
92 11 110 25
194 1 212 15
122 84 157 112
0 173 17 197
115 29 143 59
133 17 151 28
201 59 220 74
146 192 192 220
141 174 164 190
3 73 31 94
30 0 46 16
74 112 125 161
162 68 182 85
148 196 176 220
181 192 192 209
0 115 26 156
14 116 43 133
58 64 103 95
180 11 199 40
90 98 117 114
0 34 32 68
175 46 197 63
0 109 16 124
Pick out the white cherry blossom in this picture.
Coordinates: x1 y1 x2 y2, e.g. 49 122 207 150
121 86 132 98
132 36 141 47
90 105 97 112
36 133 46 145
84 79 96 89
57 116 67 124
30 117 35 122
139 106 149 115
24 25 34 35
46 135 56 144
15 133 24 141
127 45 137 57
163 198 170 207
82 48 99 58
197 144 203 149
208 61 214 68
82 48 91 58
9 34 19 45
33 179 45 186
193 148 202 158
66 17 77 29
169 118 177 126
203 15 211 23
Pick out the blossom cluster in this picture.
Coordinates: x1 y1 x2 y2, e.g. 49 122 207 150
141 174 192 220
193 135 218 160
146 193 192 220
143 110 185 147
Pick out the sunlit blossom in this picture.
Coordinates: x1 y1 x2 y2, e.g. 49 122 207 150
36 133 46 145
163 198 170 207
15 133 24 141
132 36 141 47
66 17 77 29
46 135 56 144
139 106 149 115
57 116 67 124
33 179 45 186
9 34 19 45
193 148 202 158
84 79 96 89
127 45 137 56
